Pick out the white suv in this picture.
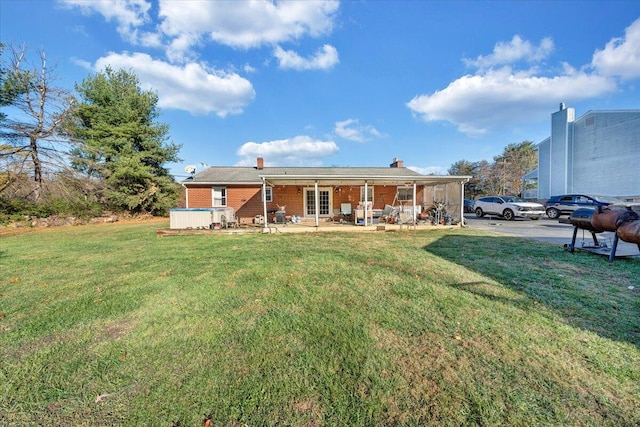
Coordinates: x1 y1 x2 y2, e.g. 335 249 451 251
474 196 545 220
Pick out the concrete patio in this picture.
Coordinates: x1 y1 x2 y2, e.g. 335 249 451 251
157 219 460 236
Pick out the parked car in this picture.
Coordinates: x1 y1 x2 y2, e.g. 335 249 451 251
464 199 475 213
474 196 545 220
544 194 623 219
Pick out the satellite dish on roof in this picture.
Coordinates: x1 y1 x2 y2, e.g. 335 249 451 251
185 165 197 175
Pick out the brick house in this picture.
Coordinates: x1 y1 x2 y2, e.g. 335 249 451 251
180 157 471 226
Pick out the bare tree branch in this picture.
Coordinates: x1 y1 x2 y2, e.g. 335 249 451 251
1 43 76 200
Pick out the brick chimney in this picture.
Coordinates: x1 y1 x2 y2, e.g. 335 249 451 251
256 156 264 170
390 157 403 168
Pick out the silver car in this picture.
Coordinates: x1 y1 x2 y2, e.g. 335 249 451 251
474 196 546 220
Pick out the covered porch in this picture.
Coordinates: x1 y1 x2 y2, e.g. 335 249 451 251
259 173 471 229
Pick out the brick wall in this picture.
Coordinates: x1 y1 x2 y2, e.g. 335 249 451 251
186 186 212 208
270 186 304 216
231 187 271 223
330 185 424 210
186 184 425 222
185 185 277 223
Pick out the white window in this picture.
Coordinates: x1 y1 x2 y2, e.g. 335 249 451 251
360 186 374 203
263 187 272 202
397 187 413 201
212 187 226 206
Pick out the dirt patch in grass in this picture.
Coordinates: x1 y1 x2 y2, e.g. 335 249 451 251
290 399 323 426
383 333 458 424
102 317 135 340
6 332 64 359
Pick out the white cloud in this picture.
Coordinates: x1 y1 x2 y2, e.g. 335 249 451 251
60 0 158 46
334 119 382 142
163 31 209 63
93 52 255 116
592 17 640 80
408 30 632 136
407 67 616 135
274 44 339 71
61 0 150 27
63 0 340 63
407 165 448 176
464 36 554 70
236 135 339 166
159 0 339 57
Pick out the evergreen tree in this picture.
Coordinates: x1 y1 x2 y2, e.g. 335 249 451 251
448 159 479 196
67 67 181 215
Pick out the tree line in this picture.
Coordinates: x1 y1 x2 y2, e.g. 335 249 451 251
1 43 180 220
448 141 538 199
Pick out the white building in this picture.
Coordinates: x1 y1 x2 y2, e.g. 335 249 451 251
532 104 640 202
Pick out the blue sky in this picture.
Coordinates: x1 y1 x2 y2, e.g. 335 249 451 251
2 0 639 179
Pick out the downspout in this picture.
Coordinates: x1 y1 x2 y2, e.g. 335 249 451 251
262 178 268 231
181 183 189 208
314 181 319 227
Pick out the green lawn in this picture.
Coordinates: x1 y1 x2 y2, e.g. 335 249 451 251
1 222 639 426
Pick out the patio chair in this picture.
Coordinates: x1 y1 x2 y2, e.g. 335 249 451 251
340 203 353 222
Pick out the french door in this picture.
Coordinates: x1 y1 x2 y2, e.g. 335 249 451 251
304 188 331 217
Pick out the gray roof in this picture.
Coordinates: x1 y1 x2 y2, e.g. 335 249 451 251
186 167 265 184
185 166 422 183
183 166 471 187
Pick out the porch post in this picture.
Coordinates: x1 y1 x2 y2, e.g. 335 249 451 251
262 178 268 229
364 181 368 226
314 181 319 227
460 180 465 225
413 182 417 223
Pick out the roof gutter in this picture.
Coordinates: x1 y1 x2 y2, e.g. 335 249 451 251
182 181 262 185
183 175 472 185
259 174 427 180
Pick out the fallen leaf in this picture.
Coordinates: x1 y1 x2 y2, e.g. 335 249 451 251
9 277 19 284
95 392 110 403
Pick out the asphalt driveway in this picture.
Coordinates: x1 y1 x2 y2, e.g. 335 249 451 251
463 214 640 258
